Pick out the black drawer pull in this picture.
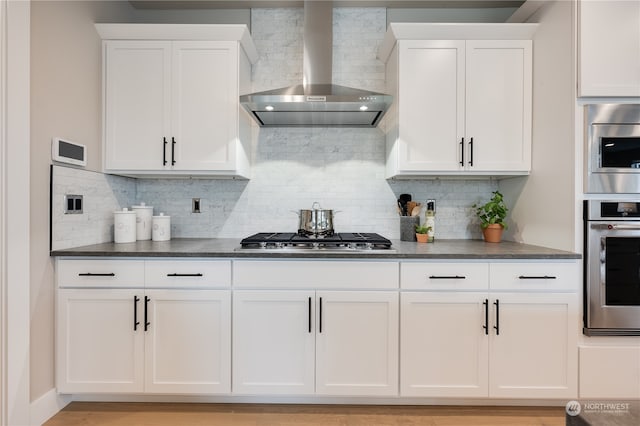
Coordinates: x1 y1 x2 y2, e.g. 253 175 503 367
167 273 203 277
518 275 557 280
78 273 115 277
428 275 466 280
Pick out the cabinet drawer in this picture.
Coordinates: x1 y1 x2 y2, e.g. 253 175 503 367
401 262 489 290
145 260 231 288
57 259 144 288
490 262 578 291
233 260 399 289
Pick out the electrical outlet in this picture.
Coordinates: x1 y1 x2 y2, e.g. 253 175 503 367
64 194 83 214
192 198 201 213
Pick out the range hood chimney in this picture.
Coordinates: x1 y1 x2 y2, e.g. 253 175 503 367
240 1 393 128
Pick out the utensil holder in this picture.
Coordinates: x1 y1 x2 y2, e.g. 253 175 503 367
400 216 419 242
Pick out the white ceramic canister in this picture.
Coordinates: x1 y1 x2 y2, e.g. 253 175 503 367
152 213 171 242
132 202 154 241
114 208 137 243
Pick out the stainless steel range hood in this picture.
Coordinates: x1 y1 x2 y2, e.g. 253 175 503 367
240 1 392 127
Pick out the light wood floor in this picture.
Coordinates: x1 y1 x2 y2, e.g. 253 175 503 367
44 402 566 426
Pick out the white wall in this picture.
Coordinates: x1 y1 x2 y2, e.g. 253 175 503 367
500 0 576 251
30 0 135 404
3 1 31 423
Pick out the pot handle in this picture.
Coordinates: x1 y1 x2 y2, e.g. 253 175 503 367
291 210 300 216
312 201 321 210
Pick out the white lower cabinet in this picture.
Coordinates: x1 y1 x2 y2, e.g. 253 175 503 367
400 261 579 399
57 289 144 393
144 290 231 394
57 257 579 401
232 291 316 395
232 290 399 396
401 292 489 397
488 292 577 399
56 258 232 394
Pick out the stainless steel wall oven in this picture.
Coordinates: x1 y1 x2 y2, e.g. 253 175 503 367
586 104 640 194
584 200 640 335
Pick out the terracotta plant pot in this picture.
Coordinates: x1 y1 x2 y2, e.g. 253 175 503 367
482 224 504 243
416 233 429 243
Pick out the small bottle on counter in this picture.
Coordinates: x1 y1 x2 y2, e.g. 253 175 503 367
425 199 436 243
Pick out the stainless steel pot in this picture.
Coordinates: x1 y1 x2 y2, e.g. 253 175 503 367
296 202 336 236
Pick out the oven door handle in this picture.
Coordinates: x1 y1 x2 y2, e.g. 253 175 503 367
591 223 640 231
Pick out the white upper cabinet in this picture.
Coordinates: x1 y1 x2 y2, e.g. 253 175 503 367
97 24 257 178
578 0 640 97
379 23 536 178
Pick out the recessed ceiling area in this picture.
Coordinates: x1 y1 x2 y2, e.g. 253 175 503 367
128 1 537 24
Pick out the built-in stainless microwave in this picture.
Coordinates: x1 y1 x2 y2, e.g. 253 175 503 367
586 104 640 194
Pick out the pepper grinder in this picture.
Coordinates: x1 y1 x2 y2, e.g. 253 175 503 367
425 199 436 243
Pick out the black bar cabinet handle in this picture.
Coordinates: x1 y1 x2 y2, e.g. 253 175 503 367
133 295 140 331
78 273 115 277
308 297 312 333
163 137 168 166
319 297 323 334
483 299 489 335
493 299 500 335
428 275 466 280
468 137 474 167
171 137 176 166
167 273 203 277
460 137 465 166
144 296 150 331
518 275 557 280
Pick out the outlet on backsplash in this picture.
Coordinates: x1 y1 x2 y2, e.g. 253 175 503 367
192 198 201 213
64 194 83 214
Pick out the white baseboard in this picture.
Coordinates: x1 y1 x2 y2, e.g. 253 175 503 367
30 389 71 426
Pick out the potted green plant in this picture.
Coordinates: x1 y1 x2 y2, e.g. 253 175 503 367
415 224 431 243
473 190 508 243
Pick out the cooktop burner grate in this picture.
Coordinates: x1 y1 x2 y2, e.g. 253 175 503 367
239 232 393 251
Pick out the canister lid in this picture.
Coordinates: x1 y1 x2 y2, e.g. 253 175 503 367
114 207 136 214
132 202 153 210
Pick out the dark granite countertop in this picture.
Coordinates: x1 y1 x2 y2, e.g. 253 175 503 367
50 238 581 260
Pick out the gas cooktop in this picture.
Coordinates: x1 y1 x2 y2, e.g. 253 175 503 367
238 232 394 252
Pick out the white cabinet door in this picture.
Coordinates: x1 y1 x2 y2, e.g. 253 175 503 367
102 37 251 177
489 292 578 399
232 290 316 395
56 289 144 393
144 290 231 394
578 0 640 97
315 291 399 396
171 41 238 171
465 41 531 172
104 41 171 171
396 40 465 172
386 39 531 177
400 292 489 397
